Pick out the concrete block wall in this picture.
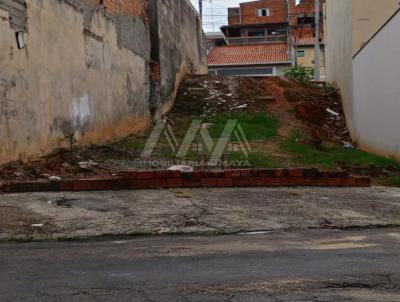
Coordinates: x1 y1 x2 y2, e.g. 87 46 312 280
148 0 207 117
0 0 27 31
0 0 206 163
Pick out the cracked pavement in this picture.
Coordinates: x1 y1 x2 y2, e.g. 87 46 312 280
1 187 400 241
2 186 400 301
2 228 400 301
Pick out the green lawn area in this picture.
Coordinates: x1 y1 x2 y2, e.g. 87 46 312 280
280 133 400 170
111 112 400 183
203 113 279 141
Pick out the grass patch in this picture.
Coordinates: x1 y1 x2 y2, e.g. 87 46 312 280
114 136 147 151
227 151 279 168
384 176 400 187
204 112 278 141
281 133 400 170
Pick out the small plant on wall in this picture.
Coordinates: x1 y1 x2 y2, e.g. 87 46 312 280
285 66 315 81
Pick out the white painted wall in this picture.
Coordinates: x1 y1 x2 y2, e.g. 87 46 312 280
324 0 355 134
353 10 400 159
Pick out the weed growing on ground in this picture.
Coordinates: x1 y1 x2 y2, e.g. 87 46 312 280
281 132 400 170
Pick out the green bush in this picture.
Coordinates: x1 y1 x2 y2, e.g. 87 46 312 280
284 66 314 81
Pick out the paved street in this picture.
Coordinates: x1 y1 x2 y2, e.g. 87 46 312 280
2 186 400 301
1 227 400 301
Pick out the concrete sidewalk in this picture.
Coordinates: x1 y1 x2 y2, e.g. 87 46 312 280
1 186 400 241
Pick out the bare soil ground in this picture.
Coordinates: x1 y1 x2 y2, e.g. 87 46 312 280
0 75 399 186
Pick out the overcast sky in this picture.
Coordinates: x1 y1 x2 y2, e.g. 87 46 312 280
189 0 252 33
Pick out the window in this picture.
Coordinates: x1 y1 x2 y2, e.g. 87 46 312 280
297 50 305 57
295 0 303 6
257 9 270 17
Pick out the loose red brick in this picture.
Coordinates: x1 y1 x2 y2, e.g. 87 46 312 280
341 178 357 187
280 178 297 187
355 177 371 187
289 169 304 178
240 169 253 177
184 179 202 188
233 178 250 187
111 179 130 190
310 178 328 187
275 169 289 178
201 178 218 187
205 171 225 178
60 181 74 191
192 171 206 178
248 178 265 187
294 178 312 186
148 179 166 189
136 171 156 179
326 178 342 187
73 179 112 191
118 171 137 179
129 180 148 189
258 169 276 178
216 178 233 187
152 171 180 179
8 181 59 193
224 170 243 178
302 168 321 179
166 179 184 188
263 178 282 186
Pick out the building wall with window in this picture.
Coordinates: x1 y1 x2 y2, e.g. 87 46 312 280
296 46 325 77
239 0 287 25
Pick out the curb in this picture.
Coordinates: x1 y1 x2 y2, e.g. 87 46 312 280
0 169 371 193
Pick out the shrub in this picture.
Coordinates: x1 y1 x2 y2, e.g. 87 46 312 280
284 66 314 81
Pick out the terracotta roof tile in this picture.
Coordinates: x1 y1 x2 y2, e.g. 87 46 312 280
208 43 289 66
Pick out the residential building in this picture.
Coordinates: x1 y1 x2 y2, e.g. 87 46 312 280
208 0 325 77
208 43 291 76
205 32 227 52
325 0 400 159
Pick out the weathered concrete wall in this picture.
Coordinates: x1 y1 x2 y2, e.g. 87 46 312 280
149 0 207 117
0 0 150 163
0 0 206 163
353 10 400 160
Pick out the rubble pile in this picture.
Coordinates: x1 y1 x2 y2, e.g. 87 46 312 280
173 76 268 117
0 145 137 181
283 81 351 145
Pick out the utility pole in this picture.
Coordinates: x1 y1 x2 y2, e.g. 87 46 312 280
314 0 321 81
199 0 203 21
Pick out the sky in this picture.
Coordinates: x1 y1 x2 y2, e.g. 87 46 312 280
189 0 250 33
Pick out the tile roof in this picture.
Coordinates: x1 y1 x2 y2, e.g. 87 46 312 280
208 43 289 66
294 34 324 46
296 36 316 46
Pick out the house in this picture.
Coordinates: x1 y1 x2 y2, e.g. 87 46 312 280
325 0 400 159
208 43 291 76
208 0 325 77
205 32 227 52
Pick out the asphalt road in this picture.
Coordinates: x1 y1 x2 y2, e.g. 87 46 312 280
1 228 400 301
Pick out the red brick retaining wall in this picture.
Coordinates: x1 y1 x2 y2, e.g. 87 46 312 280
0 169 371 193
